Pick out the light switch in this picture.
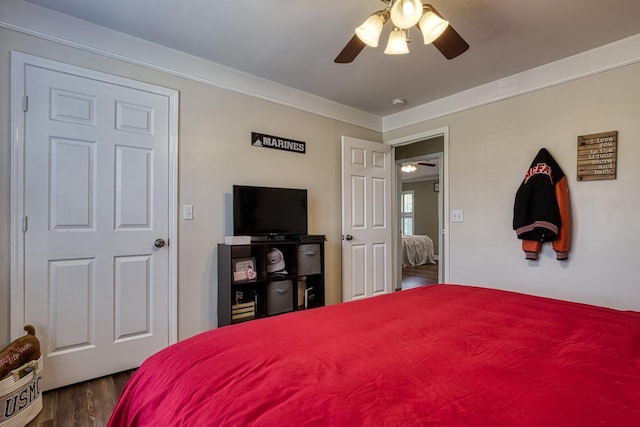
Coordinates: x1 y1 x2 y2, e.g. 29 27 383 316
183 204 193 220
452 209 464 223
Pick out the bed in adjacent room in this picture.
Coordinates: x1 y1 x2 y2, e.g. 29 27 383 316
402 234 436 267
108 285 640 426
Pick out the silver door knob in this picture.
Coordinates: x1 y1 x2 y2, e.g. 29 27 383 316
154 238 166 248
343 234 353 241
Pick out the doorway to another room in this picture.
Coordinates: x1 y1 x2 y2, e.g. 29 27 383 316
394 134 445 290
402 263 439 289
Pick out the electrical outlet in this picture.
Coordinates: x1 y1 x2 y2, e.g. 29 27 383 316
183 204 193 220
452 209 464 223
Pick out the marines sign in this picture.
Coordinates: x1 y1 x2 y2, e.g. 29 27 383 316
252 132 306 154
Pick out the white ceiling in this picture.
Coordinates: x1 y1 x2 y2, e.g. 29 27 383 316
23 0 640 117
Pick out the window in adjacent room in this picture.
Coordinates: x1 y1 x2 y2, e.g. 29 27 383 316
401 190 414 235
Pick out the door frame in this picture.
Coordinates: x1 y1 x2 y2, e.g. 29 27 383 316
395 152 443 285
9 51 179 344
387 126 450 285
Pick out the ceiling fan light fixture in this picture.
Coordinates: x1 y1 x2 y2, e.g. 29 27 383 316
401 163 417 173
389 0 424 29
355 13 385 47
336 1 468 63
384 28 410 55
418 10 449 45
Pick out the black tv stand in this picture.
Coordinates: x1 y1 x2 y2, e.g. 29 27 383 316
250 235 287 242
218 236 326 326
294 235 326 243
249 234 326 243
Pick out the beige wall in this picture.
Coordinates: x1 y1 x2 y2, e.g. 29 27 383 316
0 27 381 345
386 62 640 310
2 22 639 350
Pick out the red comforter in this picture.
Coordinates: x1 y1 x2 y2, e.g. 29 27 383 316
108 285 640 426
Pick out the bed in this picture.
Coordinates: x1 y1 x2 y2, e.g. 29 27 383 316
108 285 640 426
402 234 436 267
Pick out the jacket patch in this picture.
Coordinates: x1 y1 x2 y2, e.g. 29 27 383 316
524 163 553 184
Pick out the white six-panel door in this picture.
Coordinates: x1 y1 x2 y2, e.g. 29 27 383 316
341 137 393 301
14 54 177 390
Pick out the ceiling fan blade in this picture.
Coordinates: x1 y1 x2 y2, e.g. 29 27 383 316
335 35 367 63
425 4 469 60
417 161 436 167
432 24 469 59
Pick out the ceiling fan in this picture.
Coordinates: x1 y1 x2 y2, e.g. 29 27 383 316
335 0 469 63
401 161 436 173
416 161 436 167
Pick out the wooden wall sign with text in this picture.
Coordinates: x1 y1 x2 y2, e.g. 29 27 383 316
577 130 617 181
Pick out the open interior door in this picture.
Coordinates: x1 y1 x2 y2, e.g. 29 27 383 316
341 136 393 301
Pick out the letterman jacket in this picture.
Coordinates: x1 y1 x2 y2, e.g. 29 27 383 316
513 148 571 261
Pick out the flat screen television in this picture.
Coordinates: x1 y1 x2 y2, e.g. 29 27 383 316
233 185 308 237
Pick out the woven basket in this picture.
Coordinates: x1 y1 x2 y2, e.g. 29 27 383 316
0 356 43 427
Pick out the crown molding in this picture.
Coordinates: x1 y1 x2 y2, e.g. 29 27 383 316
2 1 639 135
0 0 382 132
383 33 640 132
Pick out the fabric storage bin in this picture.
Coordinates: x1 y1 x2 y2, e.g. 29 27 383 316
267 280 293 315
297 244 321 276
0 356 43 427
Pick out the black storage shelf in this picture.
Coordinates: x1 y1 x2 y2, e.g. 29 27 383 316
217 236 325 327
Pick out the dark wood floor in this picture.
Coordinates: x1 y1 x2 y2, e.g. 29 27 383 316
401 261 439 290
26 369 135 427
23 266 437 426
